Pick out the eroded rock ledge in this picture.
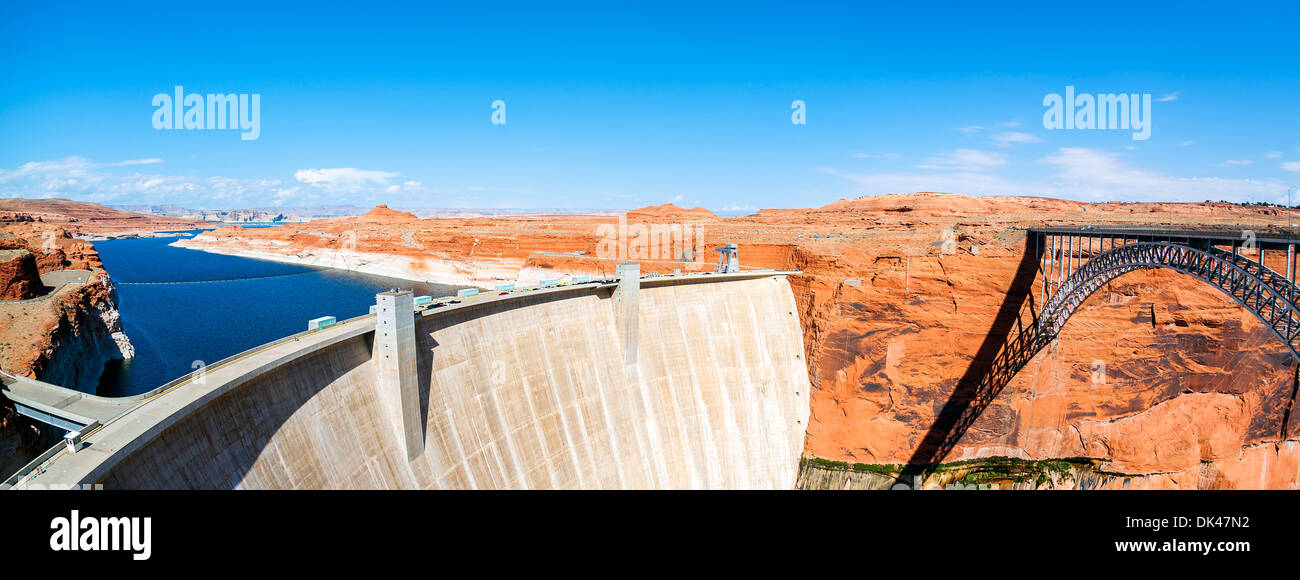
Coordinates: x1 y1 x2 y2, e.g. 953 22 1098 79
0 226 134 477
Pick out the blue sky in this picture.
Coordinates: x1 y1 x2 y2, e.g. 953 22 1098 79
2 1 1298 210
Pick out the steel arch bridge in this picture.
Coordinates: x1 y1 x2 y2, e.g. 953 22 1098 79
1040 241 1300 359
903 226 1300 474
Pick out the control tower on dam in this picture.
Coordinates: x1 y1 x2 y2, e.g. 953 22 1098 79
10 269 811 490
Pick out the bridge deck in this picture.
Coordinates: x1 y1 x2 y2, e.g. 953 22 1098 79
0 373 136 429
1030 225 1300 245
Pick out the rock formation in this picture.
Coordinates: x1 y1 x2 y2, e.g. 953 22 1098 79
0 249 41 301
0 201 159 478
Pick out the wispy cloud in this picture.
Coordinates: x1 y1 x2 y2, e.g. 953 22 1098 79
0 156 307 207
294 167 399 191
991 131 1042 147
1283 161 1300 173
0 156 164 182
1221 159 1255 166
0 157 431 208
824 146 1289 203
916 149 1007 172
852 152 902 159
1265 151 1283 159
1156 92 1180 102
958 120 1020 134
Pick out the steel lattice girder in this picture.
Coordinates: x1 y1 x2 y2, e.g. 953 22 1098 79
1037 241 1300 360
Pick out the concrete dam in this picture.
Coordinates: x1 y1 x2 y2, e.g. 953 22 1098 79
8 269 810 489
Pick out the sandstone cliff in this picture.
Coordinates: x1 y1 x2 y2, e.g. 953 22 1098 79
0 216 138 478
0 249 41 300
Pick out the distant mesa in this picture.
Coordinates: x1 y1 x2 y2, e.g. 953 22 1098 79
625 203 717 219
818 192 1084 216
362 204 418 221
0 197 205 237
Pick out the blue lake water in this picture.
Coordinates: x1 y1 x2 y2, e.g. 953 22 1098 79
91 228 469 397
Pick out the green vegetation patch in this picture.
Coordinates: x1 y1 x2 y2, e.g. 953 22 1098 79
801 455 1097 488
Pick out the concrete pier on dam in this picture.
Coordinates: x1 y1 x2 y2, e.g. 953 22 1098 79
8 269 811 490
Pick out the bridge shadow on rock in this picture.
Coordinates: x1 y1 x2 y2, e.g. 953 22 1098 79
899 236 1048 482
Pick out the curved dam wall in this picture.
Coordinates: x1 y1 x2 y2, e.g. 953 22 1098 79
16 272 810 489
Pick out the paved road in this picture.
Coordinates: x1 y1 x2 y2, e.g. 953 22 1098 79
6 269 95 303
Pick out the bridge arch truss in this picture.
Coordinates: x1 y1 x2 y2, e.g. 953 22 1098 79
1037 238 1300 360
904 226 1300 470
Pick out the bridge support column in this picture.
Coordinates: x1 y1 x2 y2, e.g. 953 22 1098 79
374 290 424 461
1053 235 1061 293
614 262 640 366
1289 244 1295 285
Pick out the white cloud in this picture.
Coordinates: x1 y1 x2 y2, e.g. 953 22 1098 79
0 157 549 208
1180 141 1195 147
294 167 399 191
916 149 1007 172
1156 92 1180 102
824 146 1289 203
1283 161 1300 173
271 186 300 205
991 131 1042 147
821 166 1023 196
1221 160 1255 166
958 120 1019 133
1265 151 1283 159
0 156 164 183
0 157 412 208
853 152 902 159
